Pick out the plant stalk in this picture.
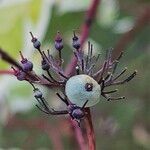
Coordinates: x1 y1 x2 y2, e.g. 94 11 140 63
84 108 96 150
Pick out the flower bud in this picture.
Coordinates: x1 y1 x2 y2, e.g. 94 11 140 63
55 31 63 51
34 89 43 99
72 31 80 50
19 51 33 72
12 67 26 81
41 59 50 70
72 108 84 119
30 32 41 50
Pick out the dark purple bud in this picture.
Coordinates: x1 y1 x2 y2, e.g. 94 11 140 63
30 32 41 50
11 67 26 81
19 51 33 72
22 61 33 72
72 31 80 50
55 31 63 51
34 89 43 99
67 104 78 114
72 108 84 119
41 59 50 70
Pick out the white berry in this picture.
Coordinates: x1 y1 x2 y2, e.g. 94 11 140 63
65 74 101 107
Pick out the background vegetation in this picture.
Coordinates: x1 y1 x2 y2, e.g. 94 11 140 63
0 0 150 149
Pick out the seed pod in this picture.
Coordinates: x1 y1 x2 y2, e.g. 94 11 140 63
17 71 26 81
12 67 26 81
33 40 41 50
41 59 50 70
22 61 33 72
55 31 63 51
19 51 33 72
30 32 41 50
34 89 43 99
72 108 84 119
72 31 80 50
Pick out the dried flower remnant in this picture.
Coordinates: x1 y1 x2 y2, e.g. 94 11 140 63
72 31 81 50
0 31 137 125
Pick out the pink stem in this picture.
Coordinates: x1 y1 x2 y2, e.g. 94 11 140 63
65 0 101 77
0 70 14 75
71 120 87 150
65 0 100 149
84 108 96 150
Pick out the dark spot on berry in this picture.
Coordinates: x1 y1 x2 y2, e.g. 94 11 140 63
85 83 93 91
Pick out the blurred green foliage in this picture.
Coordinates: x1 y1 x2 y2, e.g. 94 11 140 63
0 0 42 69
0 0 150 149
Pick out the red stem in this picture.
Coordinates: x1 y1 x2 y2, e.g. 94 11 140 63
71 120 87 150
65 0 100 149
84 108 96 150
0 70 14 75
65 0 101 77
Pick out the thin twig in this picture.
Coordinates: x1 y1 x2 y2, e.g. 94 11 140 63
0 70 14 75
112 7 150 61
0 48 22 70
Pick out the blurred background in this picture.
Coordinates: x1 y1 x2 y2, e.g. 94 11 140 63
0 0 150 149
